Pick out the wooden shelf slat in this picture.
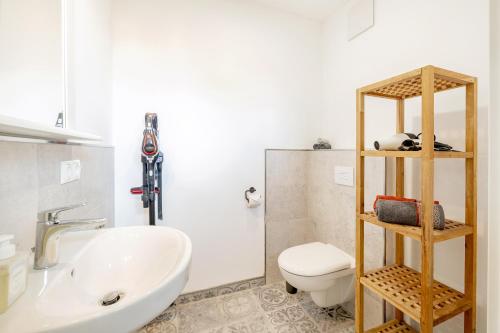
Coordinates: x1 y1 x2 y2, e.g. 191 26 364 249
359 69 422 96
359 212 473 242
359 65 475 99
365 320 417 333
434 151 474 158
433 67 477 85
360 150 473 158
361 265 472 326
361 150 422 158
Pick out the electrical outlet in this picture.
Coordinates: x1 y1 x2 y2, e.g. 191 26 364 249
60 160 81 184
334 166 354 186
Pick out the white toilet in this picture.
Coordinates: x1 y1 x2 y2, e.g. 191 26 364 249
278 242 355 308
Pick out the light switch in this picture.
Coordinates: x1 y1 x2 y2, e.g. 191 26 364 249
334 166 354 187
60 160 81 184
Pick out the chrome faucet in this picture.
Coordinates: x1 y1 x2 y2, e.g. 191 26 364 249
34 203 107 270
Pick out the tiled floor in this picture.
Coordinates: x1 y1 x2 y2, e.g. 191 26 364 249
140 281 354 333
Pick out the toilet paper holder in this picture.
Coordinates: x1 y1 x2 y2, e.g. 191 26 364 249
244 187 256 203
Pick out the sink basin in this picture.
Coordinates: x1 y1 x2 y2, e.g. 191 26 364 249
0 226 192 333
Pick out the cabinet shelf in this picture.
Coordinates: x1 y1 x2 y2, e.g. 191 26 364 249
360 150 473 159
359 212 473 242
361 265 472 326
365 319 416 333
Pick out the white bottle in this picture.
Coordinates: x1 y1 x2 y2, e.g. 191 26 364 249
0 235 28 314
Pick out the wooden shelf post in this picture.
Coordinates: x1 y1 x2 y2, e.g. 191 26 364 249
420 65 436 333
395 98 405 322
356 89 365 333
464 79 478 332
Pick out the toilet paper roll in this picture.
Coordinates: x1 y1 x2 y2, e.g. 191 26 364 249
246 192 262 208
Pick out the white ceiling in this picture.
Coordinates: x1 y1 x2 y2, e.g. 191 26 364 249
251 0 347 20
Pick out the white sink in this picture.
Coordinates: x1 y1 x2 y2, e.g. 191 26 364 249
0 226 192 333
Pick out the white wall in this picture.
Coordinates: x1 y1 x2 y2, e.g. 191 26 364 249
111 0 323 292
488 0 500 331
0 0 62 126
67 0 113 143
319 1 489 332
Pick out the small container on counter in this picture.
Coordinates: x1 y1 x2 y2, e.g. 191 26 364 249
0 235 28 314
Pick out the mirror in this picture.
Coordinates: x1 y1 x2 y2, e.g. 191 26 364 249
0 0 64 127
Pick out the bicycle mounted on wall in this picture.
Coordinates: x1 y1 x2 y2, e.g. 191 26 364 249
130 113 164 225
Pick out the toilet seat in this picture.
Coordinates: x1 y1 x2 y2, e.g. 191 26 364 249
278 242 351 277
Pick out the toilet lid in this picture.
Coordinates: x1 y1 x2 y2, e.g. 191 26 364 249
278 242 352 277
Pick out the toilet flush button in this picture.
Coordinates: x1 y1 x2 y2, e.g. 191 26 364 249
334 166 354 187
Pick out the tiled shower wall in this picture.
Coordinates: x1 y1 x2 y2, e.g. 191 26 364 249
265 149 385 327
0 140 114 252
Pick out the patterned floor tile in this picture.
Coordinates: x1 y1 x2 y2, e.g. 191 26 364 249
141 320 178 333
252 282 304 312
221 292 261 320
336 327 354 333
265 305 320 333
177 278 266 305
150 304 178 324
207 314 272 333
300 302 354 332
140 280 354 333
176 291 261 332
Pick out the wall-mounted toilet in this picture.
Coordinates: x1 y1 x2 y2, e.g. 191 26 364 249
278 242 355 308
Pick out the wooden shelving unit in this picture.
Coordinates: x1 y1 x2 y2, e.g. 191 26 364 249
355 66 477 333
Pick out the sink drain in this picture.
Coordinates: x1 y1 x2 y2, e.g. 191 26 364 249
100 291 124 306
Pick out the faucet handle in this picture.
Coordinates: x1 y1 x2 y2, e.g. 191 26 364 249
39 202 87 222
